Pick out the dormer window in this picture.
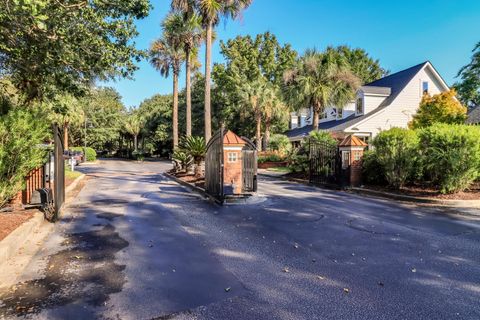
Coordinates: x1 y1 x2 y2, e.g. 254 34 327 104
422 81 429 94
356 98 364 114
337 108 343 119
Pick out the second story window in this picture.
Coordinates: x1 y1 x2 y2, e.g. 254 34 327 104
337 108 343 119
356 98 363 114
422 81 429 94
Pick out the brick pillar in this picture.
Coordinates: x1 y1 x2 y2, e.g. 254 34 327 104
10 191 24 211
223 148 243 194
339 135 368 187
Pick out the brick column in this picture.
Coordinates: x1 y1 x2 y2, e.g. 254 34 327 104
338 135 368 187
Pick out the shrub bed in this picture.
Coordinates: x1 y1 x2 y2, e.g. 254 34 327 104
364 124 480 194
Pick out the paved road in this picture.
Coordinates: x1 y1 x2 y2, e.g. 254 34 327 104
1 160 479 320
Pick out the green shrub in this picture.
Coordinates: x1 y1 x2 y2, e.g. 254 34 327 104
258 154 285 163
372 128 420 189
180 136 206 176
0 108 49 207
131 150 145 161
287 153 309 173
71 147 97 162
309 130 337 146
361 150 387 186
419 123 480 193
268 134 292 154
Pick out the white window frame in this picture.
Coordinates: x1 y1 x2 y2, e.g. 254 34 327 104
227 152 238 163
356 98 364 115
422 81 429 94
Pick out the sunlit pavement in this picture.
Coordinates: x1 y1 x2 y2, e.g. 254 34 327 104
1 159 479 320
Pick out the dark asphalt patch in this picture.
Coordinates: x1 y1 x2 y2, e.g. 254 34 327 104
0 224 128 318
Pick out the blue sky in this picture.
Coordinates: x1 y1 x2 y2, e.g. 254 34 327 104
105 0 480 108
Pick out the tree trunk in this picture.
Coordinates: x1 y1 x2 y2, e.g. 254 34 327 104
255 113 262 152
194 159 202 178
173 72 179 149
312 107 319 131
134 135 138 152
63 122 69 150
204 21 213 142
264 118 271 151
185 48 192 137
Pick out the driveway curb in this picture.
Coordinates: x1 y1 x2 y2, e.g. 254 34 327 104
258 172 480 209
350 187 480 208
0 211 53 266
66 173 86 195
163 172 220 204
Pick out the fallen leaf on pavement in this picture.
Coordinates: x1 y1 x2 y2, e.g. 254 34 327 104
283 267 290 273
224 287 231 292
317 276 325 280
343 288 350 293
378 282 384 286
411 268 417 273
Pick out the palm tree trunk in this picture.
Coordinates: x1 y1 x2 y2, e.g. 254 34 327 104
312 107 319 131
134 135 138 152
204 21 213 142
173 71 179 149
255 113 262 152
186 48 192 137
264 118 271 151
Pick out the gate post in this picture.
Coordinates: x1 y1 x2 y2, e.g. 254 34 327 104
53 124 65 220
338 135 367 187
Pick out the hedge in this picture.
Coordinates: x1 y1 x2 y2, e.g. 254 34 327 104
371 128 420 189
0 109 49 207
419 123 480 193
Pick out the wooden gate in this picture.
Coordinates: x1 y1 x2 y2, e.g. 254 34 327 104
205 128 224 202
241 137 257 193
53 124 65 220
309 138 343 187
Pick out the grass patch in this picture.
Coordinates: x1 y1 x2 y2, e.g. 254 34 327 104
65 168 82 180
266 167 291 173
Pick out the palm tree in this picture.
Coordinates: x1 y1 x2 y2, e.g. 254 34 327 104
195 0 253 142
180 135 206 177
163 11 203 137
239 79 266 151
284 49 360 131
259 83 288 150
125 115 142 152
149 19 185 149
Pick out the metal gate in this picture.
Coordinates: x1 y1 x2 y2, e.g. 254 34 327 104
309 138 342 187
205 128 224 202
53 124 65 220
241 137 257 193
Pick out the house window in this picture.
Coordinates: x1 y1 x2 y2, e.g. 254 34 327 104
337 108 343 119
422 81 429 94
356 98 363 114
227 152 238 163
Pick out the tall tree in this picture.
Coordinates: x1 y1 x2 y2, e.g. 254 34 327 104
455 41 480 108
196 0 253 142
332 45 388 84
260 83 288 150
149 20 185 149
284 49 360 130
125 115 142 152
170 3 204 137
213 32 296 139
0 0 151 101
239 79 266 151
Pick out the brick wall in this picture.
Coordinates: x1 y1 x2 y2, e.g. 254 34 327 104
223 150 243 194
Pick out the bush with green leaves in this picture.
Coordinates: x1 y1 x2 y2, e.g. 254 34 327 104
309 130 337 146
361 150 387 186
172 149 192 172
371 128 420 189
0 108 49 208
180 136 206 177
71 147 97 162
268 134 292 154
419 123 480 193
258 154 286 163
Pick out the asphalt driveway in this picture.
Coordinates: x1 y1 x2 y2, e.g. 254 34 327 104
1 159 479 319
